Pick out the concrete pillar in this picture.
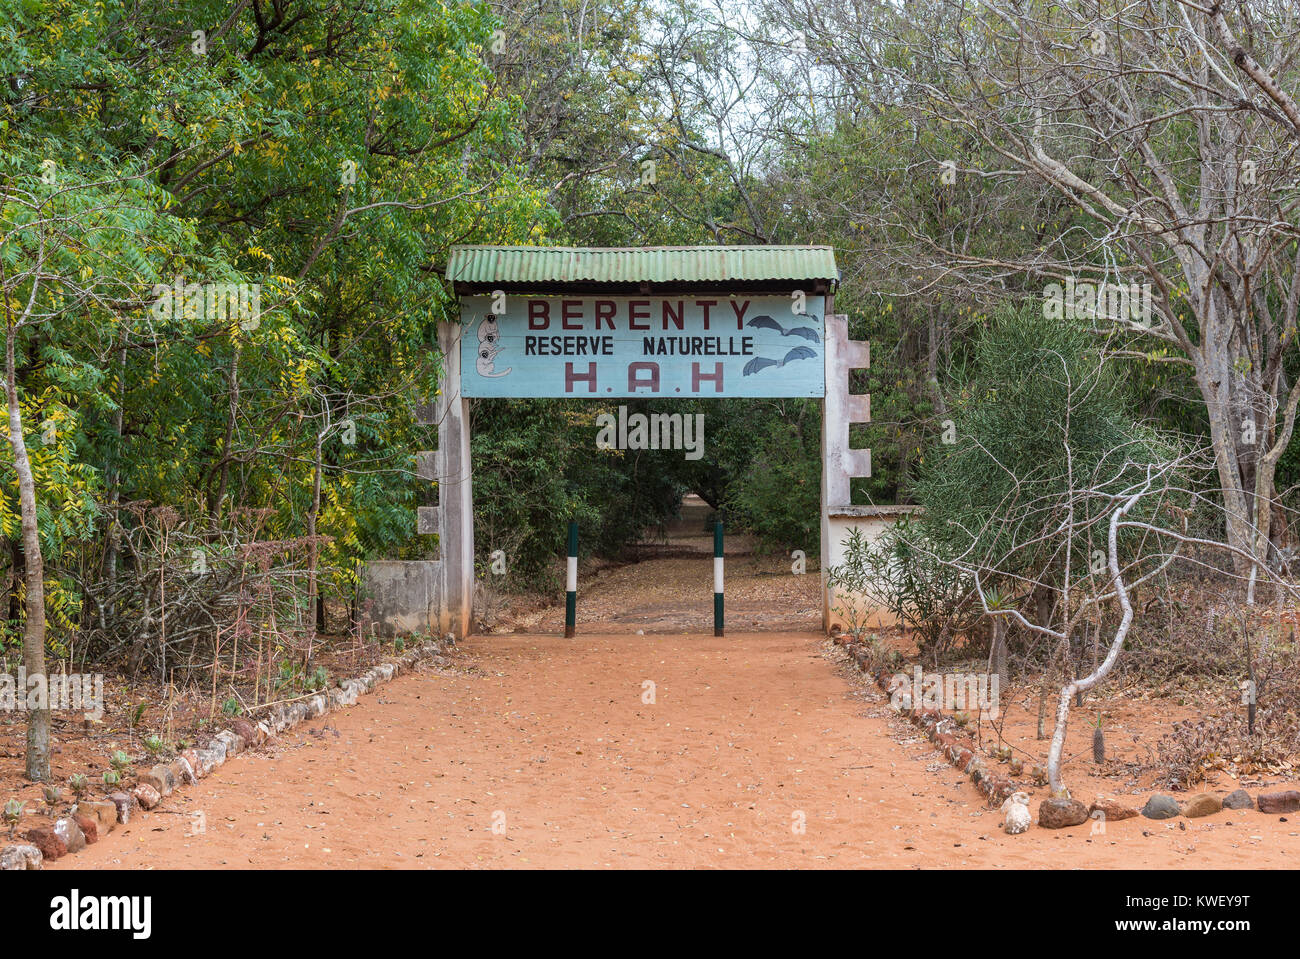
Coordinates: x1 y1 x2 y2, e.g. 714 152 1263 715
820 314 873 631
435 321 474 638
361 560 441 637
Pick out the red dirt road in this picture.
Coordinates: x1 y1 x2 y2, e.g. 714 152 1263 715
55 632 1300 869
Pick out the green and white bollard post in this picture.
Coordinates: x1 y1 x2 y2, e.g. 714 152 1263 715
565 520 578 638
713 519 724 637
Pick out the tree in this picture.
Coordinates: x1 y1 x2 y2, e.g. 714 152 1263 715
0 213 49 782
0 156 200 777
768 0 1300 574
0 0 558 742
841 307 1192 794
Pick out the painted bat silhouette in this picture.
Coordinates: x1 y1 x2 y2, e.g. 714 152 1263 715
746 314 820 343
743 346 818 376
476 314 511 377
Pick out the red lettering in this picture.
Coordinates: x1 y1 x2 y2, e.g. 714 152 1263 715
662 300 684 331
528 300 550 330
629 300 650 331
561 299 583 330
595 300 617 330
565 362 598 393
692 362 724 393
729 299 750 330
628 362 659 392
697 300 717 330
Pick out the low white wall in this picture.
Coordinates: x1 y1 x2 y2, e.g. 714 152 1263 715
821 506 922 633
361 560 442 636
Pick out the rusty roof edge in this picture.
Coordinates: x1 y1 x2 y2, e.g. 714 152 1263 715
447 244 836 251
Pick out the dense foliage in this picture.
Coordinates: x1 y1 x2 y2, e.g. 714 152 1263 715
2 0 1295 662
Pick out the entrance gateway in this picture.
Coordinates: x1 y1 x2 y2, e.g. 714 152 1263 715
363 246 899 637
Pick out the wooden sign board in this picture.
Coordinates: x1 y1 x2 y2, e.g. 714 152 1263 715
459 294 826 398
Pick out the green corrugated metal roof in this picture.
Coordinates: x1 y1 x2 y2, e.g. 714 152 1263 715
445 245 838 286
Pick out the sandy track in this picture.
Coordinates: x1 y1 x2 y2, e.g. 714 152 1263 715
55 632 1300 869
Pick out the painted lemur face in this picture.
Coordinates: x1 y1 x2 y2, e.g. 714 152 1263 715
478 314 501 345
475 314 510 377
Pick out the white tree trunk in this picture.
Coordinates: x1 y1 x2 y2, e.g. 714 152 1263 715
5 321 49 781
1046 492 1139 795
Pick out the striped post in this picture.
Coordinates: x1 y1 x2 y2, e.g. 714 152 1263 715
565 520 578 638
713 519 724 637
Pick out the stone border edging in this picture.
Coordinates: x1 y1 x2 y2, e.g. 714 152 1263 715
0 639 446 870
835 636 1300 828
837 638 1017 807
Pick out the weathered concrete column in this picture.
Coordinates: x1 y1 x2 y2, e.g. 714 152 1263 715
436 321 474 638
820 313 872 631
361 560 441 637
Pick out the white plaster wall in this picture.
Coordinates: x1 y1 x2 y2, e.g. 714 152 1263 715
823 514 905 631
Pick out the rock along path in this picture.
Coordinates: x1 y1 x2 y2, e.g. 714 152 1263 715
56 632 1300 869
